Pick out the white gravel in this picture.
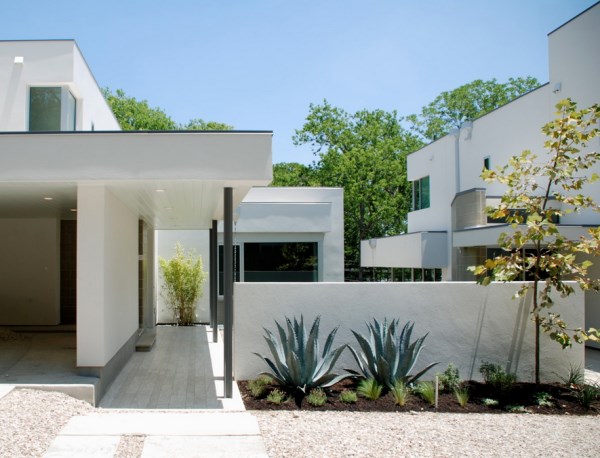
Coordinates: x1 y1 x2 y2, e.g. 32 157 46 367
254 410 599 457
1 389 598 457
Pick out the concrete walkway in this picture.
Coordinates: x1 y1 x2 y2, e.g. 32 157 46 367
43 412 268 457
99 326 244 410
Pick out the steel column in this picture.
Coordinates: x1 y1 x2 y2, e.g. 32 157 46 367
209 220 218 343
223 188 233 398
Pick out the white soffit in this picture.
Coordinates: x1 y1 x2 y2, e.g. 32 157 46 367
0 131 272 228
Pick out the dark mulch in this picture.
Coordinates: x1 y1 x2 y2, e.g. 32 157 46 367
239 378 599 415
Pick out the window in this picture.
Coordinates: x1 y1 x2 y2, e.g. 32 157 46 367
244 242 318 282
396 268 442 282
484 157 490 170
413 176 430 210
218 245 240 295
29 87 77 131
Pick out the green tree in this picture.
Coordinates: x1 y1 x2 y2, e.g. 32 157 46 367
104 88 233 131
469 99 600 384
272 162 318 187
293 100 424 280
182 118 234 130
408 77 540 141
103 88 177 130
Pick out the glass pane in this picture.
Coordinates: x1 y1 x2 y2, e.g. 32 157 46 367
413 180 420 210
65 90 76 131
434 268 442 282
244 242 318 282
421 176 430 209
413 268 423 282
424 268 434 282
29 87 61 131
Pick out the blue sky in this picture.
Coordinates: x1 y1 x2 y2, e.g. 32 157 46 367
2 0 596 164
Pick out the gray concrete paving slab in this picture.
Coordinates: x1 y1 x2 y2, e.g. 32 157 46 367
142 436 268 458
43 435 120 458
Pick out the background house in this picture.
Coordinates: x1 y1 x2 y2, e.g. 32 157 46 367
360 3 600 347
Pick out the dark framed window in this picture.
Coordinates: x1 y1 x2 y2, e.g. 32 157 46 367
29 87 77 131
484 157 490 170
413 176 430 210
244 242 318 282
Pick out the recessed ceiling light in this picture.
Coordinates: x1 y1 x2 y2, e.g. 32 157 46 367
155 189 165 193
70 208 77 212
165 207 173 210
43 197 53 201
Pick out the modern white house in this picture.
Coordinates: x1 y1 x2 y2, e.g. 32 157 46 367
0 39 346 400
360 3 600 344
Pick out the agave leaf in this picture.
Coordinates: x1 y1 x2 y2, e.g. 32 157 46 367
352 330 379 377
347 344 369 377
263 330 285 369
406 361 439 385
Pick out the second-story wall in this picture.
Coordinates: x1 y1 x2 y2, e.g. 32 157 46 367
0 40 119 132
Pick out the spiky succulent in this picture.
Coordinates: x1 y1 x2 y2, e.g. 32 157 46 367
348 318 438 388
255 315 349 393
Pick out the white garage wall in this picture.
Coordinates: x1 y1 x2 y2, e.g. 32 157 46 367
156 230 210 324
235 282 584 383
0 218 60 324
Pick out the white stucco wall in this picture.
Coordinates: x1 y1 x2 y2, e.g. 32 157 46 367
235 282 583 383
0 40 119 131
156 230 210 323
77 186 138 367
0 218 60 324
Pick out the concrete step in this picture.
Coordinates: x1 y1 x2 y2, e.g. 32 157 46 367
135 330 156 352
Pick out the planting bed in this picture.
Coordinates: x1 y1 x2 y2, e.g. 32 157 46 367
240 378 599 415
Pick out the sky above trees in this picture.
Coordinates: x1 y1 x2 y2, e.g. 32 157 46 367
2 0 595 163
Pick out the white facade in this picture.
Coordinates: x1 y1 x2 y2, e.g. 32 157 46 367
0 40 119 131
361 4 600 346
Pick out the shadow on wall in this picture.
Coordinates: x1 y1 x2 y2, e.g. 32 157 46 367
234 282 584 383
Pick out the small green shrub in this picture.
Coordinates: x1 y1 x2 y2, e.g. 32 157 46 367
454 386 469 407
266 389 286 405
357 378 383 401
575 383 599 410
561 363 585 386
247 375 272 399
306 388 327 407
479 361 516 395
159 242 207 325
414 381 436 405
482 398 499 407
339 390 358 404
437 364 460 393
533 391 553 407
390 380 410 406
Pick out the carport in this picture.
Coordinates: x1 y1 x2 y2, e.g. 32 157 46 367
0 130 272 402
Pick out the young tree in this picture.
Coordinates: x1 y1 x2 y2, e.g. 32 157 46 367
470 99 600 384
293 100 423 280
408 77 540 142
272 162 318 187
182 118 234 130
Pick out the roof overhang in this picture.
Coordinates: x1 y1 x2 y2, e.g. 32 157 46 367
453 224 597 248
361 231 448 268
0 131 272 229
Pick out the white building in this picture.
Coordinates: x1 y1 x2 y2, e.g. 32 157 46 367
361 3 600 343
0 39 342 400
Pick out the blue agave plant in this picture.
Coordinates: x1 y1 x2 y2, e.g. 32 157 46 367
255 315 349 393
348 318 438 389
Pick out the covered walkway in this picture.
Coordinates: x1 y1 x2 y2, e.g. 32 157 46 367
99 326 244 410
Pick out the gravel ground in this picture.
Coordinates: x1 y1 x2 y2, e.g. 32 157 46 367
1 389 598 457
254 410 599 458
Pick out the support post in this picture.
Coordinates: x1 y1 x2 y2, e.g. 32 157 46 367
210 220 218 343
223 188 233 398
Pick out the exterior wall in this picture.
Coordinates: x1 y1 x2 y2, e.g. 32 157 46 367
407 135 455 233
235 282 584 383
360 232 447 269
77 186 138 367
0 40 119 131
0 218 60 324
226 187 344 282
156 230 210 323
